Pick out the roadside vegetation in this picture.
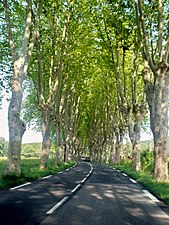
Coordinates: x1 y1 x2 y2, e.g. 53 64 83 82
107 150 169 205
0 157 75 190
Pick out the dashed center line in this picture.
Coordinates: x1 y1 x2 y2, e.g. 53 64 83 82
46 163 93 215
46 196 69 215
71 184 81 193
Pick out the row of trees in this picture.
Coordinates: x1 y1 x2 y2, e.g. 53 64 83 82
0 0 169 181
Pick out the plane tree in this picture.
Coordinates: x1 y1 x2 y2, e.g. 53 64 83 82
2 0 42 175
135 0 169 181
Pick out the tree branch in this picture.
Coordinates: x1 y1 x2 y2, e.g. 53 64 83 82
27 1 42 64
20 0 32 60
135 0 146 61
163 20 169 65
136 0 156 73
3 0 17 62
157 0 163 61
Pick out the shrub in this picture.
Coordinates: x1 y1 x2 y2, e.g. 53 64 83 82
141 149 154 174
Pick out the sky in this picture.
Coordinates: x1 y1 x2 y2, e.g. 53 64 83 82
0 94 42 143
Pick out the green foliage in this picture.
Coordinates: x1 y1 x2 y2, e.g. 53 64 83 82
141 149 154 173
21 142 41 158
22 80 41 131
0 158 75 190
0 138 8 157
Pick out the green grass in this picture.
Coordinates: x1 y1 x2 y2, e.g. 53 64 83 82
0 157 75 190
107 160 169 205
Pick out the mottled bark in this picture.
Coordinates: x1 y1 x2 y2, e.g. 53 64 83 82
142 64 155 132
55 118 63 164
115 130 123 164
110 145 115 163
6 80 26 174
132 109 143 171
142 62 169 180
153 63 169 181
128 105 146 171
109 134 115 163
40 110 52 169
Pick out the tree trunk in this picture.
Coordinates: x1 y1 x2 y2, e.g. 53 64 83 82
153 64 169 181
132 106 145 171
143 62 169 181
135 0 169 181
55 118 63 164
40 110 52 169
5 76 26 175
132 131 141 171
115 130 123 164
63 144 68 162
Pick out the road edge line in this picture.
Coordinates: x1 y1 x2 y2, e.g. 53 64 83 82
10 182 31 190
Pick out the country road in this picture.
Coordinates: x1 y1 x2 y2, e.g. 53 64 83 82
0 162 169 225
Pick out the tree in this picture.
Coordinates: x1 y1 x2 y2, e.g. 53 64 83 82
3 0 41 175
135 0 169 181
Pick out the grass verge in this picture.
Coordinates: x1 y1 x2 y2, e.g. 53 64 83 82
0 157 75 190
107 161 169 205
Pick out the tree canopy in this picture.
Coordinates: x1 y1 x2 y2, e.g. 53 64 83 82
1 0 169 181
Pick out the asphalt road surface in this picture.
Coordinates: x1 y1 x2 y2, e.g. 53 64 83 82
0 162 169 225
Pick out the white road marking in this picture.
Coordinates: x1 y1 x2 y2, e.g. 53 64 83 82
80 178 87 183
58 171 63 174
72 163 77 168
46 196 69 215
130 179 137 184
41 175 52 180
10 182 31 190
71 184 81 193
46 162 93 215
89 168 93 174
122 173 127 177
143 190 160 202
